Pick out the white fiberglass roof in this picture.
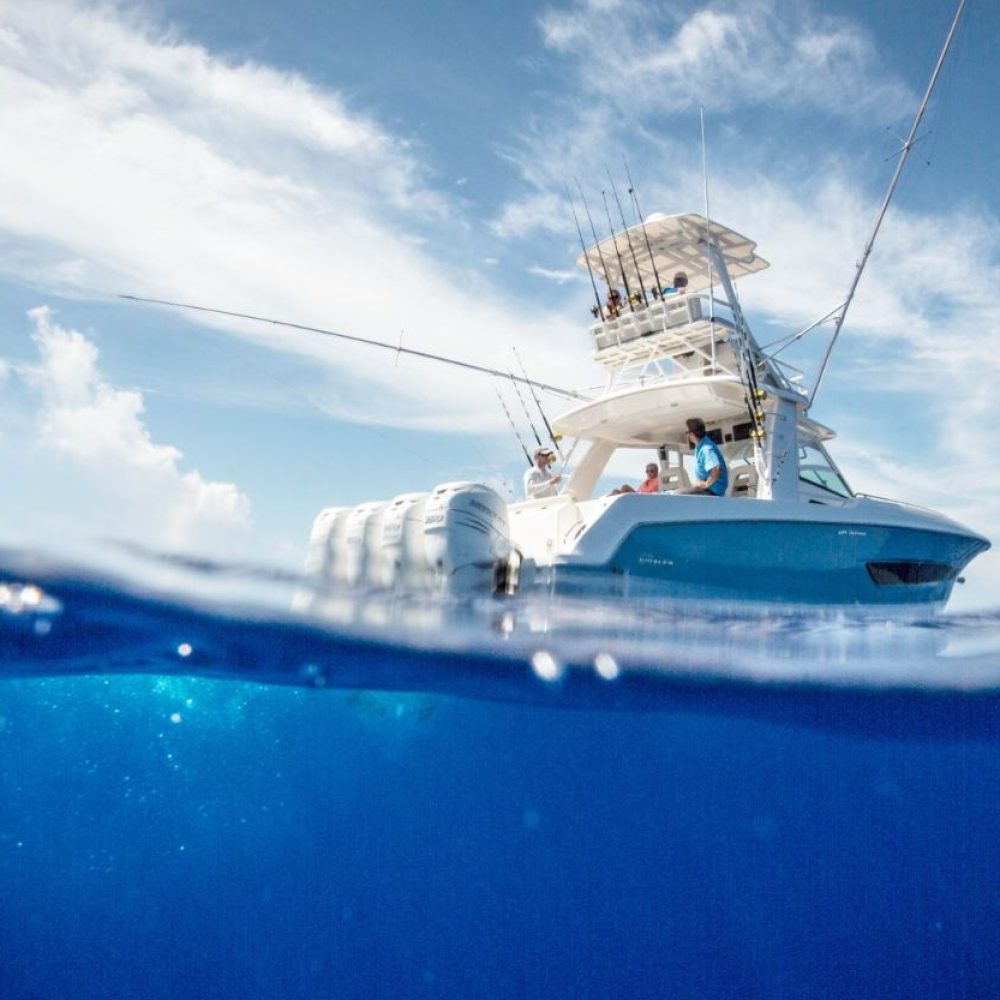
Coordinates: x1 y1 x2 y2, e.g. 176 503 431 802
576 212 769 294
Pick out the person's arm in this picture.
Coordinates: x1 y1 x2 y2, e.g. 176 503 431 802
525 468 561 498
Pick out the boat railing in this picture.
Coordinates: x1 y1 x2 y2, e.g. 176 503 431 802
590 293 740 370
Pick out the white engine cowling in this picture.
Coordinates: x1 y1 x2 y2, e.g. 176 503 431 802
292 506 353 611
379 492 429 589
302 506 350 580
423 482 511 594
339 502 388 588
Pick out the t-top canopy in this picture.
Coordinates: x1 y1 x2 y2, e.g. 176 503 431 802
576 212 769 294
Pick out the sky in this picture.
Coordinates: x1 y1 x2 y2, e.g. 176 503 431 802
0 0 998 608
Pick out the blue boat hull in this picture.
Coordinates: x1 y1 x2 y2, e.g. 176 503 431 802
553 519 989 606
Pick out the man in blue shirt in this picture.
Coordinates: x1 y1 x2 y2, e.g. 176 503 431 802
678 417 728 496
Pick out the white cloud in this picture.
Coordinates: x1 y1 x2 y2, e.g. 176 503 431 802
528 265 579 284
492 0 915 246
538 0 913 116
10 307 251 551
832 433 999 610
0 0 593 433
491 189 571 240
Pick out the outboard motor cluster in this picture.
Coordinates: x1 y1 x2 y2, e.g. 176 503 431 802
299 482 513 600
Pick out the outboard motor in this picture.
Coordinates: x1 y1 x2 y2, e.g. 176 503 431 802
292 506 352 611
423 482 511 594
379 492 429 590
340 502 388 588
302 506 349 579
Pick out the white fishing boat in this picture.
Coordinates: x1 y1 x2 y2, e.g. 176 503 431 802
128 2 987 610
297 206 987 610
289 2 988 611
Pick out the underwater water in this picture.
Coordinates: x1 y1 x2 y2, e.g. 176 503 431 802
1 545 999 999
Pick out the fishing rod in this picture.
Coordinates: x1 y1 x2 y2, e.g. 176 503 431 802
563 183 603 318
119 295 582 402
808 0 968 408
507 369 543 447
493 384 533 465
512 345 563 457
574 177 617 312
622 156 665 295
606 163 647 305
600 189 635 310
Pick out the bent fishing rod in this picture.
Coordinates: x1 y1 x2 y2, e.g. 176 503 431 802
119 295 584 403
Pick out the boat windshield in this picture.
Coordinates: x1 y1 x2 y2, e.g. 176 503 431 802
799 443 853 499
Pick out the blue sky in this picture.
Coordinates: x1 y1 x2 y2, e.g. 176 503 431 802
1 0 998 607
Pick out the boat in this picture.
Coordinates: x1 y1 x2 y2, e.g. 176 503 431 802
126 2 987 611
296 207 988 610
290 1 988 612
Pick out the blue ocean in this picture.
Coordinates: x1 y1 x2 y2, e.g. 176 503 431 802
1 544 998 999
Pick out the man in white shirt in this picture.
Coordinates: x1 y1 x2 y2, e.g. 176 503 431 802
523 447 562 499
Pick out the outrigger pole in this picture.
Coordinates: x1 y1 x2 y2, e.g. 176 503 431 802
119 295 582 402
808 0 968 408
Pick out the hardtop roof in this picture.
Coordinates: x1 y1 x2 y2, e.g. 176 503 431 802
576 212 769 294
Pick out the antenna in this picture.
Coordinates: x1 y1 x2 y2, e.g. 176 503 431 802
809 0 968 407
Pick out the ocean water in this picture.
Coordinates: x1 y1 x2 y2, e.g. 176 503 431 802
1 544 998 999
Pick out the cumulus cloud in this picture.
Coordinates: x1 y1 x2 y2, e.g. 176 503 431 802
11 307 251 551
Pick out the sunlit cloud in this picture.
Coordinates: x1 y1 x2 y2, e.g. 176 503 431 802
3 307 251 551
0 0 592 432
528 265 579 283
